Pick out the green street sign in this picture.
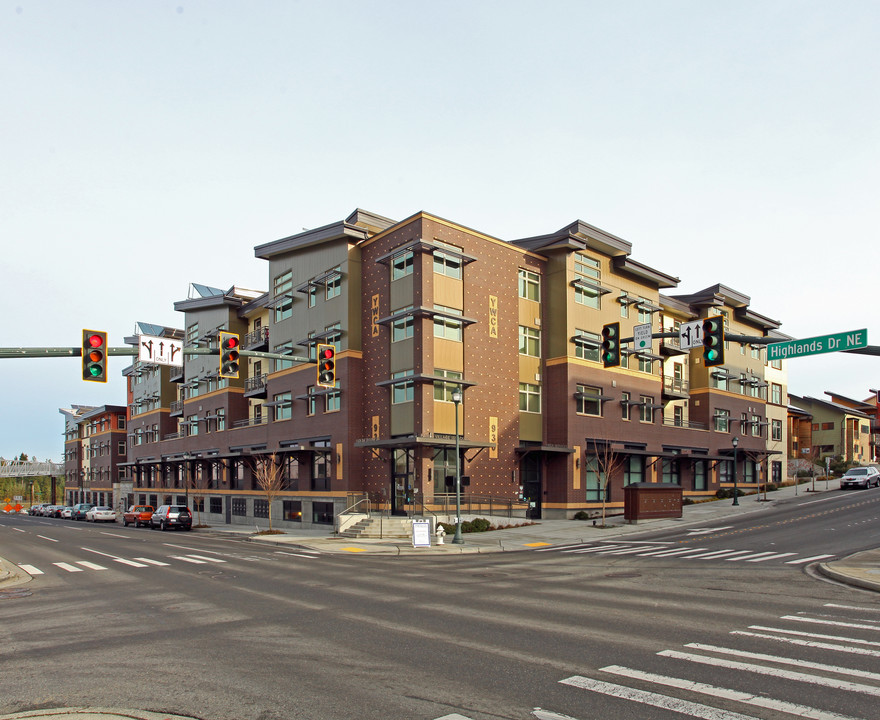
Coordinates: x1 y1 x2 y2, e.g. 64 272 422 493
767 329 868 361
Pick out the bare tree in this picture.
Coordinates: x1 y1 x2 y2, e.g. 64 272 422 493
586 438 626 527
253 453 283 532
187 463 211 527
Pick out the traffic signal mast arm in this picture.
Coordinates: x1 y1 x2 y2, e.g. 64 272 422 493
0 347 314 362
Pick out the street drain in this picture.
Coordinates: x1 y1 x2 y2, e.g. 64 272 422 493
0 588 33 599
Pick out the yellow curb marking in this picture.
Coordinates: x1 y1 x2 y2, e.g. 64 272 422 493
524 542 552 547
341 547 368 553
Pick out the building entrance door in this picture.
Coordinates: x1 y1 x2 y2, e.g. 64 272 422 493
521 454 542 519
391 449 413 516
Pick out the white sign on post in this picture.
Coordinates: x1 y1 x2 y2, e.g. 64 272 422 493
411 519 432 548
679 320 703 350
138 334 184 367
633 323 652 352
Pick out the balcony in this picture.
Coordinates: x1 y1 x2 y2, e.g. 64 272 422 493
170 400 184 417
660 334 689 356
244 327 269 352
244 373 268 399
662 376 690 399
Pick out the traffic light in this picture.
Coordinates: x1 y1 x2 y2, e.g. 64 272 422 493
82 329 107 383
316 343 336 388
702 315 725 367
219 331 240 379
601 322 620 368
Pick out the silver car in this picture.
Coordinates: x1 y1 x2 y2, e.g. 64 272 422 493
840 466 880 489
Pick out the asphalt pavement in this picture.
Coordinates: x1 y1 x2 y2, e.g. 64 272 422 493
1 479 878 720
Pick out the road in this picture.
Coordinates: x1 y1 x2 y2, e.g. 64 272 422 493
1 490 878 720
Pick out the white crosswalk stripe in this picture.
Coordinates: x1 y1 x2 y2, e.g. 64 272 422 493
75 561 107 570
544 542 835 565
53 562 83 573
17 564 43 575
134 557 171 566
11 553 237 576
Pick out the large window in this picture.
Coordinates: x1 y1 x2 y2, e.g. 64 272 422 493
662 456 681 484
621 391 631 421
694 461 707 491
273 270 293 321
325 267 341 300
519 383 541 413
519 326 540 357
771 383 783 405
639 396 654 423
518 269 540 301
771 419 783 441
576 385 602 416
574 330 600 362
714 408 730 433
392 250 413 281
574 252 601 308
585 456 604 502
433 306 463 341
325 385 341 413
392 307 414 342
186 322 199 346
392 370 414 404
274 392 292 421
433 241 462 279
434 370 462 401
624 455 644 485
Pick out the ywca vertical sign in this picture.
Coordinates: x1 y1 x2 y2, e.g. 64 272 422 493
371 294 381 337
488 295 498 338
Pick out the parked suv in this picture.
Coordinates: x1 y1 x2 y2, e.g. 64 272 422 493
72 503 94 520
123 505 154 527
839 466 880 489
150 505 192 531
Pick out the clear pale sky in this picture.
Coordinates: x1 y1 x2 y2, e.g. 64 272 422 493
2 1 877 462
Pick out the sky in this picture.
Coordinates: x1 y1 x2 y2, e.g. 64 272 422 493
2 0 878 462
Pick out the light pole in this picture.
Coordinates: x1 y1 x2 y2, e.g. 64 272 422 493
452 388 463 544
731 436 739 506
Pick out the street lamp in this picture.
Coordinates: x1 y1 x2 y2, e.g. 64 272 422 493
731 436 739 506
452 388 463 544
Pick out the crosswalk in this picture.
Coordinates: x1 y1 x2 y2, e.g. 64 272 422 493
536 540 836 566
15 548 320 577
431 602 880 720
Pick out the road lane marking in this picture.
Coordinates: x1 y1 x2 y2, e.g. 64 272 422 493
53 562 83 573
17 564 43 575
781 615 880 632
747 625 880 648
36 535 59 542
114 558 149 567
13 528 25 533
183 554 227 563
134 557 170 566
600 664 862 720
689 549 751 560
565 544 629 554
98 532 128 538
825 603 880 613
658 649 880 696
726 551 777 561
786 554 835 564
731 630 880 657
560 675 760 720
75 561 107 571
744 552 796 562
636 547 706 557
170 555 207 564
275 551 320 559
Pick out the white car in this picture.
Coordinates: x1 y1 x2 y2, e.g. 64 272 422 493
85 506 116 523
60 506 74 519
839 466 880 490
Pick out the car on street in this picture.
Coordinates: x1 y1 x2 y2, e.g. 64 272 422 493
150 505 192 531
840 466 880 489
85 506 117 522
45 505 63 518
28 503 49 516
122 505 154 527
72 503 94 520
60 506 74 519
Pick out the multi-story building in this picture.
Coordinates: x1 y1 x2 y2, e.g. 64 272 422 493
787 393 872 464
115 208 788 526
824 391 880 464
59 404 127 507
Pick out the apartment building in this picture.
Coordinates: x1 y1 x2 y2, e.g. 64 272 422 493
788 393 873 464
115 208 787 526
60 404 127 507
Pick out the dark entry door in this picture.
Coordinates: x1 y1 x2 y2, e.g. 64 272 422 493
391 449 413 516
521 454 542 519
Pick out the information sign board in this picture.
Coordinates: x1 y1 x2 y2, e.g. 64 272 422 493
138 334 184 367
633 323 652 352
411 519 432 548
678 320 703 350
767 329 867 361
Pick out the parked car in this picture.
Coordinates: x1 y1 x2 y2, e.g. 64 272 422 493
840 466 880 489
122 505 154 528
86 506 116 523
60 506 74 519
72 503 94 520
28 503 49 516
44 505 63 518
150 505 192 531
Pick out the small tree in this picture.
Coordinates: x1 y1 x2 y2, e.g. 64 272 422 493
253 453 283 532
586 438 626 527
187 463 211 527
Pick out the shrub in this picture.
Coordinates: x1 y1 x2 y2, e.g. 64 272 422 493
573 510 591 520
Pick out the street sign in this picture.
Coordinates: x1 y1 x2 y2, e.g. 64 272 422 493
633 323 652 352
679 320 703 350
138 334 184 367
767 329 868 361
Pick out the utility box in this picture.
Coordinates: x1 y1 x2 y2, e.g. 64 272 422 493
624 482 683 523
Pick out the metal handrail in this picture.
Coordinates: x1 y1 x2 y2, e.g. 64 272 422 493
341 495 372 515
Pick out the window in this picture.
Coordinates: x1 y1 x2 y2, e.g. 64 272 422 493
308 285 317 308
325 267 341 300
637 355 654 374
433 306 463 341
573 252 601 308
186 323 199 346
518 326 540 357
117 416 125 430
391 307 414 342
306 386 317 416
311 443 331 491
210 497 223 514
273 270 293 322
639 396 654 423
187 414 198 436
433 241 462 279
391 370 414 404
392 251 413 281
118 441 126 454
574 330 600 362
232 498 246 517
771 419 782 442
619 292 630 318
637 298 653 324
576 385 602 416
216 408 225 432
714 409 730 433
519 383 541 413
325 385 341 412
771 383 783 405
710 370 729 392
624 455 644 485
253 499 269 519
662 456 681 484
434 370 462 401
821 421 834 430
312 501 334 525
283 500 302 522
518 269 540 301
585 456 604 502
673 405 684 427
751 415 762 437
274 342 295 371
274 392 292 421
694 461 707 491
621 392 631 421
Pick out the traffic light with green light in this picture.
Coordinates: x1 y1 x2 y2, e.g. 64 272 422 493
316 343 336 388
702 315 725 367
219 331 240 379
82 330 108 383
601 322 620 368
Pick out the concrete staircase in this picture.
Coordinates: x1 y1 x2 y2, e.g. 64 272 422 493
339 516 431 539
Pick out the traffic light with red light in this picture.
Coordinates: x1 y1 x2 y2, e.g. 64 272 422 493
601 322 620 368
82 329 108 383
702 315 725 367
219 331 240 379
316 343 336 388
